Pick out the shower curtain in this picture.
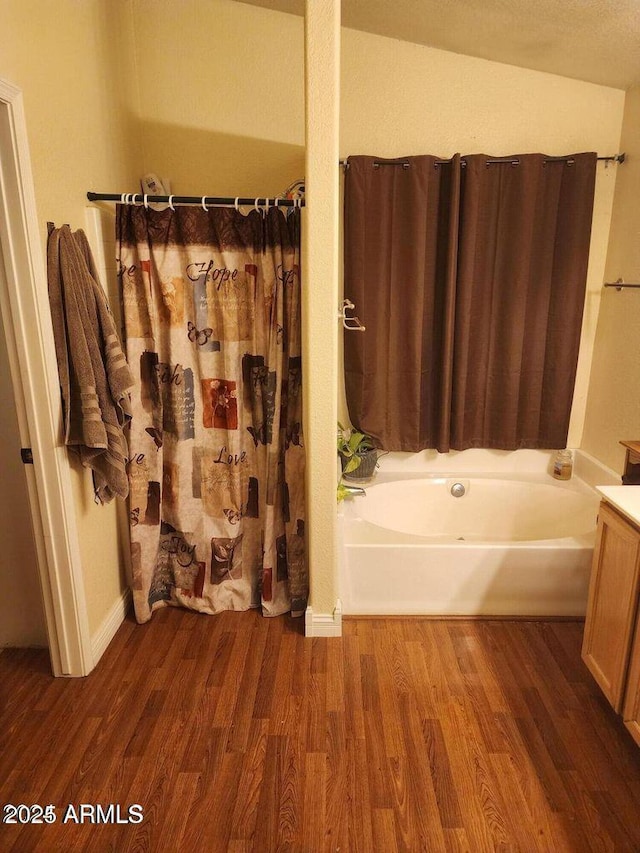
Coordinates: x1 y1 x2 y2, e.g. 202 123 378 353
344 152 597 452
117 204 306 623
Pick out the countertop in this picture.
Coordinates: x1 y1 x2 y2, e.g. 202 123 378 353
596 486 640 527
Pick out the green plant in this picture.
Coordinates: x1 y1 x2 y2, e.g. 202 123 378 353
337 422 376 474
336 481 352 503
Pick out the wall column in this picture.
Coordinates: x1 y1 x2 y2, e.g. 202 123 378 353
303 0 341 636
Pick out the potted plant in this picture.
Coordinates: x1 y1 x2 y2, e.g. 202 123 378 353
337 422 379 482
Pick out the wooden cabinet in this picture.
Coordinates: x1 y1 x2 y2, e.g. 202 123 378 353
582 500 640 745
623 616 640 745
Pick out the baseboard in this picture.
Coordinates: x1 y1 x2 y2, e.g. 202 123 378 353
305 599 343 637
91 587 131 665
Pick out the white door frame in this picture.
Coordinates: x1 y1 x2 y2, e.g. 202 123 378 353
0 78 93 677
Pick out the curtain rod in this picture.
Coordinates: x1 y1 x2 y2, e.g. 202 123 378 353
338 153 626 168
86 192 304 208
603 279 640 290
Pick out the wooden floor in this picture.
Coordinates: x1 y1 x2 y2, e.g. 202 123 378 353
2 611 640 852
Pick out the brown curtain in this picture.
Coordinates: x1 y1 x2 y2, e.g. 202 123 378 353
344 152 597 452
118 205 306 623
343 155 460 451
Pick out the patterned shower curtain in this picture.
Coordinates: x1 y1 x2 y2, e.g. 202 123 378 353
117 204 306 623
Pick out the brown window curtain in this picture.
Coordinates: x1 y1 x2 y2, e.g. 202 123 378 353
343 152 597 452
343 155 461 452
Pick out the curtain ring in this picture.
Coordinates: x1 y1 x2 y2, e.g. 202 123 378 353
274 197 280 209
168 195 175 211
143 194 149 209
120 193 126 204
235 197 240 212
264 197 270 214
202 196 208 211
254 198 261 214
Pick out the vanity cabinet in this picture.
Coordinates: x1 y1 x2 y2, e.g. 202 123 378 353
582 500 640 745
622 615 640 745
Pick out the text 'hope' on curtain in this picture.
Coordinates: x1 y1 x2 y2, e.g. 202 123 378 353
343 152 597 453
118 205 306 623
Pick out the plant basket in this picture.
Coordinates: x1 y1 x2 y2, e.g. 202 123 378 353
341 448 379 482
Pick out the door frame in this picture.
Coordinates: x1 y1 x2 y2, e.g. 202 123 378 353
0 78 92 676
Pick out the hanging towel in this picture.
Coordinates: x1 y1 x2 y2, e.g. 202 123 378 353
47 225 134 503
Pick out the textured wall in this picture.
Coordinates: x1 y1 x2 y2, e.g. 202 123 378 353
131 0 305 197
582 85 640 473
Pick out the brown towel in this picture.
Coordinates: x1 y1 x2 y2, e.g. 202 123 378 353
47 225 134 503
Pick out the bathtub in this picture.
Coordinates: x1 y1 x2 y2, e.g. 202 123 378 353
340 453 605 617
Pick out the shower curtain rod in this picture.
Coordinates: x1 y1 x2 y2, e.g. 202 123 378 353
86 192 304 208
603 279 640 290
338 153 626 168
88 151 625 204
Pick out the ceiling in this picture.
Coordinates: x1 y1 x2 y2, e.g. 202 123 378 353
235 0 640 90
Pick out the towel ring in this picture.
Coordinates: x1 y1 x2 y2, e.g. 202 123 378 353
168 195 175 211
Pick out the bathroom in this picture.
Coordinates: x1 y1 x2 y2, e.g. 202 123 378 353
0 0 640 853
1 0 638 653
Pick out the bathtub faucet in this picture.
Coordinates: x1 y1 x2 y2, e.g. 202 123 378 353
343 485 366 496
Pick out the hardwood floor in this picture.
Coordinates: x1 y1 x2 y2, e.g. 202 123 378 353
2 610 640 852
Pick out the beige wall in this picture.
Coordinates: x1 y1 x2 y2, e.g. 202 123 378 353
582 85 640 474
0 0 143 637
131 0 305 197
303 0 340 618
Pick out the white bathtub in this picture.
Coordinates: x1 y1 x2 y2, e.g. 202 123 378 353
340 460 603 617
